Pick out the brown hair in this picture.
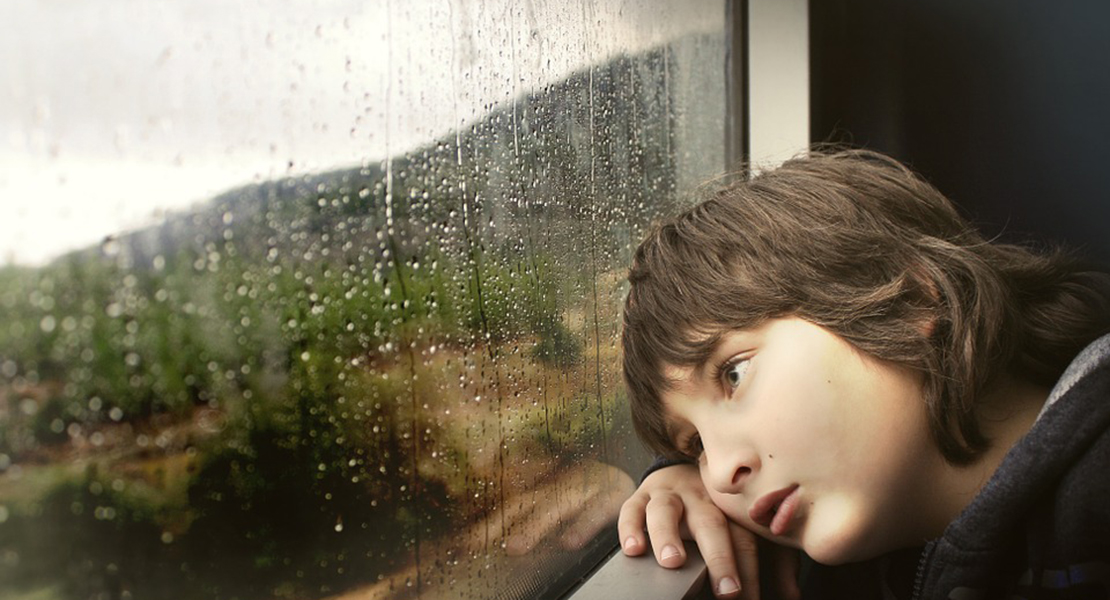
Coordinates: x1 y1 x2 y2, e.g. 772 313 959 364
623 149 1110 464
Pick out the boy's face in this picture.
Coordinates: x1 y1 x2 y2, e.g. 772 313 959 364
659 317 939 564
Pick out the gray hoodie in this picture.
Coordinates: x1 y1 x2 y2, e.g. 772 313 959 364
909 333 1110 599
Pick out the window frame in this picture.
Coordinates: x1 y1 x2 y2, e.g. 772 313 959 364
561 0 810 596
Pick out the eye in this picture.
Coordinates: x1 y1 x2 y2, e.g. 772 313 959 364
720 357 751 390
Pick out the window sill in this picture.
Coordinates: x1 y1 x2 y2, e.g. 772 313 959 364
566 542 707 600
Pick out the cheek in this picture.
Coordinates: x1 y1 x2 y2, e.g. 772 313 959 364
781 361 916 469
800 493 876 564
761 374 847 456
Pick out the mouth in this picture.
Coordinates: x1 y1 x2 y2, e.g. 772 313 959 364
748 484 801 536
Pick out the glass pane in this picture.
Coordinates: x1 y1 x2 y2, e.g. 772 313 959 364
0 1 728 599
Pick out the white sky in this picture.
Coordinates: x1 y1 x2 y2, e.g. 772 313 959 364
0 0 723 266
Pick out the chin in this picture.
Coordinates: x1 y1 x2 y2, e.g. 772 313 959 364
799 513 877 566
802 538 859 566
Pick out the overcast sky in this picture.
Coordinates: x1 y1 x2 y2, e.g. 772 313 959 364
0 0 722 266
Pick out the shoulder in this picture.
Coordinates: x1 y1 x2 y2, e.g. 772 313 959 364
1023 334 1110 562
1027 332 1110 494
943 334 1110 553
1029 333 1110 450
913 336 1110 600
1039 332 1110 416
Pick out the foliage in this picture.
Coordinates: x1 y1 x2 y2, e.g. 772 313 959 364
0 465 180 598
0 39 684 599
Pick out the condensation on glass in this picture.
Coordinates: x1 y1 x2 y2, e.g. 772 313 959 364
0 1 728 598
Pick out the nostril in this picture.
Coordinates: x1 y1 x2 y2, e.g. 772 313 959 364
733 467 751 485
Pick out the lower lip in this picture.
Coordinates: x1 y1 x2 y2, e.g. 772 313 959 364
769 487 802 536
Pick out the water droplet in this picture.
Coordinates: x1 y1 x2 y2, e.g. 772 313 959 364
19 398 37 416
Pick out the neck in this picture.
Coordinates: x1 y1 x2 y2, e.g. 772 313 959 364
914 376 1050 540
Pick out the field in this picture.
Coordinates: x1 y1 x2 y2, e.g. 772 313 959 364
0 179 645 599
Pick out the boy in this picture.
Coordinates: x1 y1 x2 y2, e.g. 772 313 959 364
616 150 1110 599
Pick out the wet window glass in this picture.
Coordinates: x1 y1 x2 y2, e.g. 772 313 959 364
0 1 728 598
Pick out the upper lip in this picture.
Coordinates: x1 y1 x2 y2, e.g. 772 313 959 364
748 484 799 528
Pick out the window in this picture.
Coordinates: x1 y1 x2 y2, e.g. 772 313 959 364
0 1 730 598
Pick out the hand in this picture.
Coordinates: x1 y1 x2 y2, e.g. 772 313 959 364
617 463 801 600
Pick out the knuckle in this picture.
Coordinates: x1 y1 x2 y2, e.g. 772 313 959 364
620 494 648 514
688 511 727 531
625 489 649 504
733 534 759 556
647 493 683 512
701 549 736 570
691 489 714 504
682 484 711 501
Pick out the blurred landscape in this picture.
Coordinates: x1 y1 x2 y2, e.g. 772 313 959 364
0 43 709 600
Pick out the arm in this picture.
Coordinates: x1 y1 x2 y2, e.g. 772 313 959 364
617 463 801 600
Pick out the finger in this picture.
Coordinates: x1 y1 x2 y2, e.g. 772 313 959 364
617 493 650 555
770 544 802 600
645 494 687 568
730 521 761 600
684 508 741 598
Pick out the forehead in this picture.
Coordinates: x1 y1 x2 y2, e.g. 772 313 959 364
655 321 775 402
661 362 700 392
657 361 710 425
657 364 696 449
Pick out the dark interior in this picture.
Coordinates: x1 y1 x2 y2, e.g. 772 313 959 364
811 0 1110 263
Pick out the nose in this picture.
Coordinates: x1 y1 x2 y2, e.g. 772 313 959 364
702 437 760 495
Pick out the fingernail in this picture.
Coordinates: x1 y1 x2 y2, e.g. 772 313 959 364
661 544 681 561
623 537 638 551
718 577 740 596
